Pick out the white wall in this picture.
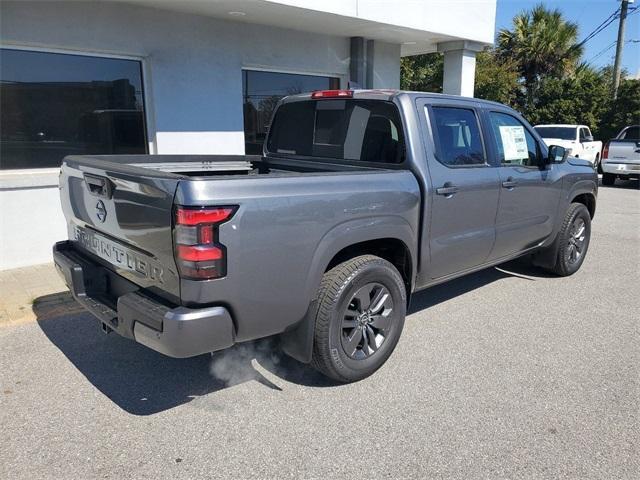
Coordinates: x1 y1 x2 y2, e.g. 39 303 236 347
0 174 67 270
0 1 402 270
371 42 401 89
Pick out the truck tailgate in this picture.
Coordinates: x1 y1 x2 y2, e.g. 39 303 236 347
607 140 640 162
59 155 183 302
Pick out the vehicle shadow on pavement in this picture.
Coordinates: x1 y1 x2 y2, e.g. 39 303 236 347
408 259 551 314
35 293 332 416
34 261 548 415
598 178 639 190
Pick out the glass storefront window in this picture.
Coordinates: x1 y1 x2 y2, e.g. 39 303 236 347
242 69 339 154
0 48 147 170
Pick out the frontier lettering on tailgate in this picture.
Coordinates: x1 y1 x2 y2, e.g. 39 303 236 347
74 226 165 284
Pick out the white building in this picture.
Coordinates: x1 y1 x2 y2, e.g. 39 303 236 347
0 0 496 270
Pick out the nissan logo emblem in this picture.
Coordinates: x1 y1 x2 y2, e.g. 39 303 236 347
96 200 107 223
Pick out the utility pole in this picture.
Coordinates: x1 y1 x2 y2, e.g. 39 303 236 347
612 0 632 99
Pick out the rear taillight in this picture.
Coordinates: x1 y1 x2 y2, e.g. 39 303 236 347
174 206 237 280
602 142 609 159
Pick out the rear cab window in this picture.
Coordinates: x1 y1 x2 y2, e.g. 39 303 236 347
266 99 405 164
620 126 640 140
534 126 575 140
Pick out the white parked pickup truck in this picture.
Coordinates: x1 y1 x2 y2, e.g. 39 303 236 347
601 125 640 186
534 124 602 168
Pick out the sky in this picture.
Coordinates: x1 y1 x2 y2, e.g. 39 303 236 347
495 0 640 77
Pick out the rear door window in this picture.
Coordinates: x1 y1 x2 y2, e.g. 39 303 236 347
429 107 486 167
266 99 404 164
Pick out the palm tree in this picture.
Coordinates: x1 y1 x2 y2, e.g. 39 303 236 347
497 3 583 108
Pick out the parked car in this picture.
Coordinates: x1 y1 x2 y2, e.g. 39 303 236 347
534 124 603 169
601 125 640 186
53 90 598 382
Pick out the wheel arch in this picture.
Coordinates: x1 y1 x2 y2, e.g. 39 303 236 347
325 238 413 299
571 192 596 219
280 216 417 364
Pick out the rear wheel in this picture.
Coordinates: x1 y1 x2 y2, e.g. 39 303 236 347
311 255 406 382
602 173 616 186
547 203 591 276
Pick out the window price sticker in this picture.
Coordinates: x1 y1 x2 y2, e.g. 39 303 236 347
499 125 528 161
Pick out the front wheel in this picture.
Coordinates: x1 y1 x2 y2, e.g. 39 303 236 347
311 255 406 382
547 203 591 276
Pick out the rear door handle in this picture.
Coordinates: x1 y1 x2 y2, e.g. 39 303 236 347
502 178 518 189
436 184 459 196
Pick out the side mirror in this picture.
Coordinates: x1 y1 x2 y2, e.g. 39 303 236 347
547 145 567 164
584 135 594 142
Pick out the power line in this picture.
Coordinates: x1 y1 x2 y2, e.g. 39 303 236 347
587 39 639 64
576 7 620 48
579 3 639 66
587 41 617 63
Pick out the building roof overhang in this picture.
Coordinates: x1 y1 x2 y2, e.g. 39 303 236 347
107 0 495 55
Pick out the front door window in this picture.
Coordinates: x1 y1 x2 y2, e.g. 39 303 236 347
488 112 540 167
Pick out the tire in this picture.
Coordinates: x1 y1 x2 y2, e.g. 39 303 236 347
311 255 406 383
595 154 602 174
547 203 591 277
602 173 616 186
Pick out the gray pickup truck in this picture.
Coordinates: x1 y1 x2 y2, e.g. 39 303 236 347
53 89 598 382
601 125 640 186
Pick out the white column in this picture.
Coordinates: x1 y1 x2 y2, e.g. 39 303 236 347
437 41 484 97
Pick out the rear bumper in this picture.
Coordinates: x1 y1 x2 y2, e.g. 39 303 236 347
53 241 235 358
602 161 640 176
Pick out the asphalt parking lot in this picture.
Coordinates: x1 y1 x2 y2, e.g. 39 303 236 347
1 180 638 480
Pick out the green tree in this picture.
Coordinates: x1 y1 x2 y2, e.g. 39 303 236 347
497 3 583 110
397 3 637 142
600 77 640 139
400 50 518 104
530 64 611 135
474 50 519 105
400 53 442 92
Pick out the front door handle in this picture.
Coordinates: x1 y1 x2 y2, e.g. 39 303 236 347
502 178 518 189
436 184 459 196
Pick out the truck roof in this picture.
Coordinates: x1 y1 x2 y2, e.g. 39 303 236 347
281 89 508 108
534 124 587 129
